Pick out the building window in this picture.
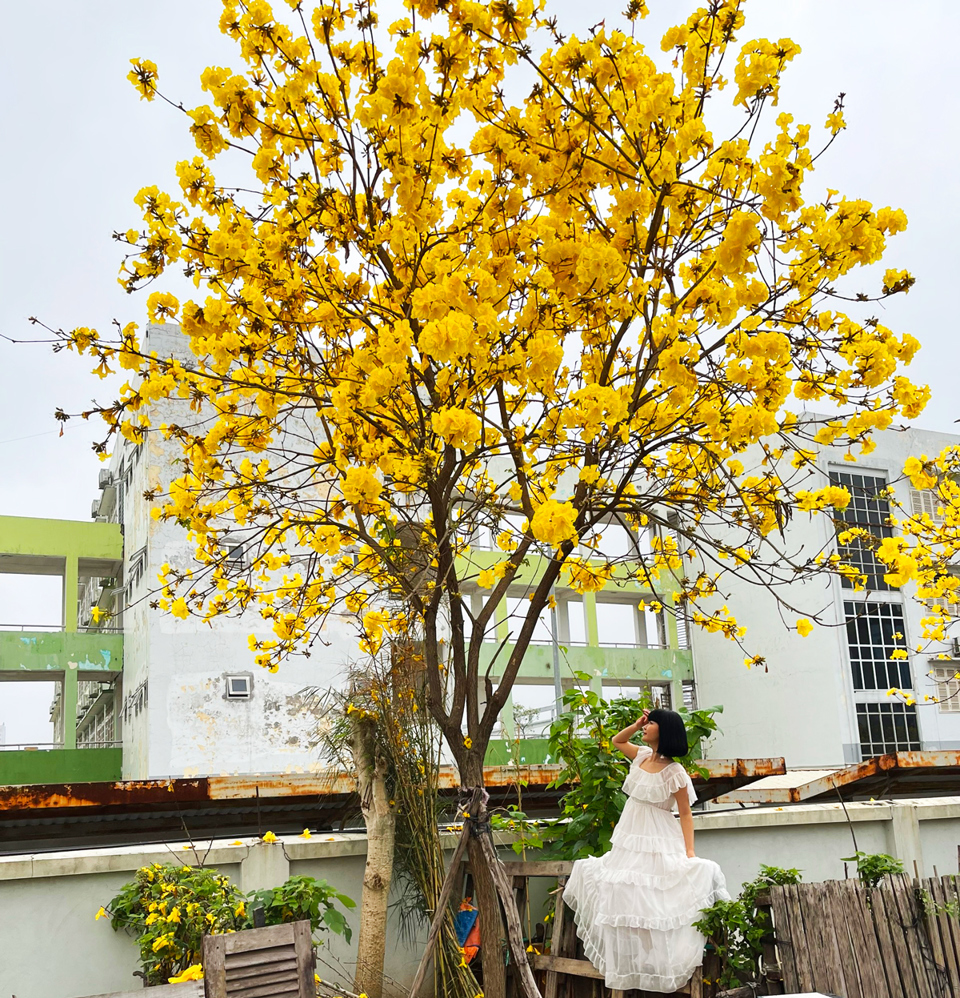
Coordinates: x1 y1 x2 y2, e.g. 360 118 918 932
932 668 960 714
910 487 943 523
844 601 909 691
682 680 697 710
601 680 671 709
856 702 920 756
830 472 893 591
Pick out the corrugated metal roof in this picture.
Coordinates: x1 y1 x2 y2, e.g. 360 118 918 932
0 757 785 853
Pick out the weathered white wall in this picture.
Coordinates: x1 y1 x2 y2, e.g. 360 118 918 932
109 324 357 780
5 800 960 998
691 421 960 767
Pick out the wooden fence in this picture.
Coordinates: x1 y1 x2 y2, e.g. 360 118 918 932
501 862 960 998
769 873 960 998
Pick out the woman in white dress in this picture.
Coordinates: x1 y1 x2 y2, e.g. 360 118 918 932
562 708 730 993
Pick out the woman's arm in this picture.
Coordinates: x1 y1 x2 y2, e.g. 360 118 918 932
611 710 648 761
676 791 695 858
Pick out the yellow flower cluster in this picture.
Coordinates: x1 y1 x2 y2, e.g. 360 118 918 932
61 0 939 727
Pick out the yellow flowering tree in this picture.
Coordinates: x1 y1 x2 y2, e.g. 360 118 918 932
872 451 960 710
59 1 930 992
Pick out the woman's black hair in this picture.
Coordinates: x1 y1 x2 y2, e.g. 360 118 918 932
647 708 689 759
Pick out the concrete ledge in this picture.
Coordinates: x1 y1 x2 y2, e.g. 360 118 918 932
0 831 370 881
695 797 960 831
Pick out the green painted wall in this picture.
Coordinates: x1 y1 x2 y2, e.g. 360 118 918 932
0 516 123 561
0 747 122 786
0 630 122 673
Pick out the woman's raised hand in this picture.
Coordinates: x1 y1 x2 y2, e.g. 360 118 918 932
637 710 649 728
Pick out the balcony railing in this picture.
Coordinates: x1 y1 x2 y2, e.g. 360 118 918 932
0 741 122 751
0 623 123 634
479 634 669 650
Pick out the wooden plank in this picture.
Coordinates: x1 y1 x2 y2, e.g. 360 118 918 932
687 965 703 998
799 882 845 996
876 879 921 998
502 860 574 878
530 954 605 980
202 932 228 998
823 880 862 998
869 878 908 998
224 946 295 969
227 980 301 998
943 875 960 996
293 919 315 998
782 883 814 993
768 886 798 992
841 877 890 998
543 878 567 998
932 876 960 995
224 957 298 980
221 922 296 954
892 874 935 998
921 876 948 996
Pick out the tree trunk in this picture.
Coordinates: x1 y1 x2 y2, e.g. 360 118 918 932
467 829 507 998
350 716 395 998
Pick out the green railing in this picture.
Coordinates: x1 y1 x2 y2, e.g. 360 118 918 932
0 746 122 786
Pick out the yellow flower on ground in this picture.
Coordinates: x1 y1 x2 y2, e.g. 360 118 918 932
169 965 204 983
300 828 312 839
261 830 278 844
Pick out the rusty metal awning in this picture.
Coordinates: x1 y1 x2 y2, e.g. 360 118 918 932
714 751 960 805
0 757 783 854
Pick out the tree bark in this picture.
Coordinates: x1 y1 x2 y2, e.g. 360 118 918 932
458 749 547 998
350 716 395 998
467 826 507 998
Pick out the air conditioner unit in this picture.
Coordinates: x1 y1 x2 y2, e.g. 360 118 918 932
225 675 252 700
98 470 114 490
90 499 101 519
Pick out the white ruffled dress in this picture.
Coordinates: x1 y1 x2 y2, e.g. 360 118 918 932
562 746 730 993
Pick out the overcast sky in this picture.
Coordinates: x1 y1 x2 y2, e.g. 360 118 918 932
0 0 957 741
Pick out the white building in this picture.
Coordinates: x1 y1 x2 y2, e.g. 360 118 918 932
692 421 960 768
85 324 356 780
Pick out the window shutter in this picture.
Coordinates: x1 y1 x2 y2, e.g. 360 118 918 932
933 668 960 714
202 920 315 998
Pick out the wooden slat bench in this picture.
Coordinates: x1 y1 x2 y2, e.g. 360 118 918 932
501 860 704 998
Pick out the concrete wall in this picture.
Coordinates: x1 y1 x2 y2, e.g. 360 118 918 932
4 799 960 998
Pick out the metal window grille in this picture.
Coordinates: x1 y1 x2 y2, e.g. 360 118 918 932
844 601 910 691
830 472 893 591
856 701 920 757
682 680 697 710
932 667 960 714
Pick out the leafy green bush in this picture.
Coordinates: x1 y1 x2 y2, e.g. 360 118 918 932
693 865 802 991
101 863 354 985
545 673 722 859
249 874 355 940
841 850 905 889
